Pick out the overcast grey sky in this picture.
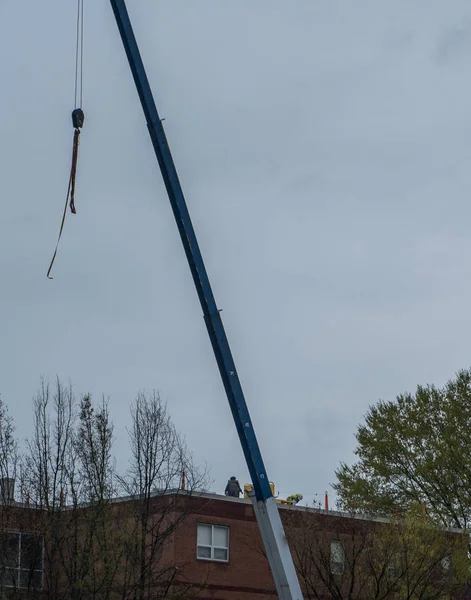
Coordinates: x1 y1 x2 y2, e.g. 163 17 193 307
1 0 471 503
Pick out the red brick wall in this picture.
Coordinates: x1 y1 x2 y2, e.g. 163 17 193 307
173 496 276 599
3 494 467 600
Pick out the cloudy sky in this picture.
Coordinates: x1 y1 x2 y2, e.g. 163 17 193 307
1 0 471 504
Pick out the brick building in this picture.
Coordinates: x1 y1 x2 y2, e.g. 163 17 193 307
171 493 468 599
0 490 467 599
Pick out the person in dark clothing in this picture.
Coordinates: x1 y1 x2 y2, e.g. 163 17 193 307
225 476 243 497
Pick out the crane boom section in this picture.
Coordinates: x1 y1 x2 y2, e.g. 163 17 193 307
109 0 271 503
109 1 303 597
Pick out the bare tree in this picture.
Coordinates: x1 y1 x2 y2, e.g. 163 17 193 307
22 381 122 600
120 390 209 600
76 394 115 504
62 393 122 600
285 508 377 600
0 395 24 597
0 381 209 600
0 395 18 499
24 377 75 511
20 378 76 600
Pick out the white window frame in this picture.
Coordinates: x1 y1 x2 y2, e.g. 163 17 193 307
330 539 345 575
0 531 44 590
196 523 229 563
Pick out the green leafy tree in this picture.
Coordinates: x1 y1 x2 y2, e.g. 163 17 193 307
286 507 468 600
362 511 469 600
334 369 471 530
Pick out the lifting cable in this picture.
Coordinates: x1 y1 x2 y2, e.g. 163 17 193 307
47 0 85 279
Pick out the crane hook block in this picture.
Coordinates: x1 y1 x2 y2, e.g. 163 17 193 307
72 108 85 129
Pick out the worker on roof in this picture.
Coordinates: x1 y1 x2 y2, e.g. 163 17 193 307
286 493 303 506
225 476 243 497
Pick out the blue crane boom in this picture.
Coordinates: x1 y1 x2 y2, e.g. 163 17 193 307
108 1 303 597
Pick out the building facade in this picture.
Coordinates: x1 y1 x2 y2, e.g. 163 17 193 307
0 491 468 599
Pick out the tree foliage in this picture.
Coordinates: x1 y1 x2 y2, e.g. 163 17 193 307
334 368 471 530
365 513 469 600
288 507 468 600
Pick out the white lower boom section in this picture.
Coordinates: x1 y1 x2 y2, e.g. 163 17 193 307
250 494 304 599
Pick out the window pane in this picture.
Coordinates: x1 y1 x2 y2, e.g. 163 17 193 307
20 535 43 571
214 547 228 561
331 541 344 562
3 567 18 588
330 541 345 574
197 525 212 546
197 546 211 559
0 533 20 570
213 526 228 548
20 569 43 590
